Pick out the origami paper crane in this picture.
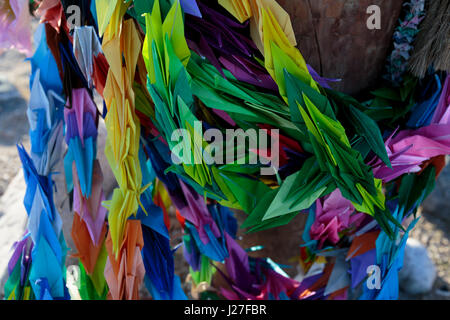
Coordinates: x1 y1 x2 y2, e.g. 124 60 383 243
219 0 296 53
36 0 64 33
406 74 443 128
64 88 98 197
71 160 107 247
17 144 68 300
360 207 419 300
73 26 103 89
4 233 34 300
104 220 145 300
0 0 32 55
323 252 350 297
27 70 65 176
218 0 318 101
102 12 147 255
185 2 277 91
29 24 64 97
310 189 365 249
71 208 107 277
431 74 450 124
76 255 109 300
3 0 448 302
171 180 230 262
219 234 300 300
131 150 187 300
371 123 450 182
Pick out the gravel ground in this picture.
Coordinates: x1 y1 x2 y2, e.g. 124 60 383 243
0 47 448 300
0 49 31 197
404 201 450 300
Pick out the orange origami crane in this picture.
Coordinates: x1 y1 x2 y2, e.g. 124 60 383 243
104 220 145 300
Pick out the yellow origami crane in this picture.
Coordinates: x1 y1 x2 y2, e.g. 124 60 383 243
99 2 148 256
219 0 319 100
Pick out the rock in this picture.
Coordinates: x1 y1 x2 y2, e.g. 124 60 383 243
399 238 437 295
0 171 28 299
422 157 450 224
0 75 21 101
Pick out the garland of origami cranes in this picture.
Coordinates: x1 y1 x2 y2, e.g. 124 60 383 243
1 0 449 300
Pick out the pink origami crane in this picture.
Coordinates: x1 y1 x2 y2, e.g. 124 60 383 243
310 189 365 249
371 78 450 182
36 0 64 33
0 0 32 56
374 125 450 182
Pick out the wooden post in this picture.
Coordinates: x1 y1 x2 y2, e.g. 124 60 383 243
277 0 404 94
235 212 308 277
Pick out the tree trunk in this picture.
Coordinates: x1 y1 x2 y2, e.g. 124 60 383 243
278 0 404 94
